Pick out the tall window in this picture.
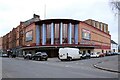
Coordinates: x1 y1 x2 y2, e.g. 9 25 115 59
100 23 103 31
72 24 75 43
40 25 42 44
62 24 68 43
104 25 107 32
55 24 59 44
93 21 96 27
46 24 51 44
92 21 96 27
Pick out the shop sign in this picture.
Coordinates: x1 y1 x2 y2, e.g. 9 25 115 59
26 30 33 41
82 29 91 40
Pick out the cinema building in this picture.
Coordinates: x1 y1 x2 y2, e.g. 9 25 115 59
2 15 111 57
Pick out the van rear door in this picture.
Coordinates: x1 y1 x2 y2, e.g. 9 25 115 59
59 48 67 59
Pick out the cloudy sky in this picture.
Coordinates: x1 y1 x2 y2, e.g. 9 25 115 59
0 0 118 43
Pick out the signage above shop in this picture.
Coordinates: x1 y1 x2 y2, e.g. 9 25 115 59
82 29 91 40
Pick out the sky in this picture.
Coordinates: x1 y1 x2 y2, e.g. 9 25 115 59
0 0 118 43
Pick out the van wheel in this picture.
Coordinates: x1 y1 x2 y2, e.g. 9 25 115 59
37 58 40 61
68 57 72 61
38 57 41 61
35 58 38 61
60 59 63 61
45 58 47 61
80 57 82 60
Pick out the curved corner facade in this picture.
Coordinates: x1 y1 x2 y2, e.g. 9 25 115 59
2 17 111 57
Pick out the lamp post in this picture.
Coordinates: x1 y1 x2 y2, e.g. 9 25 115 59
117 1 120 51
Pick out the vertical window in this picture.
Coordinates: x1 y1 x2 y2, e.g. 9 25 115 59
46 24 51 44
62 24 68 43
100 23 103 31
55 24 59 44
94 21 96 27
40 25 42 44
93 21 96 27
72 24 74 43
104 25 107 32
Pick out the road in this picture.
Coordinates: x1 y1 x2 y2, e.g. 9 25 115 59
2 55 118 78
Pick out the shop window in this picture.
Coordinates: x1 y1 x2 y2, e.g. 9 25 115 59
55 38 59 44
46 38 51 44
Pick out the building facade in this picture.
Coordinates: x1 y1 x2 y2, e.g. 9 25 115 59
79 21 111 54
2 14 111 57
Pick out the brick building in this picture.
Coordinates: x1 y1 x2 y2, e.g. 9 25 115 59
2 14 111 57
0 37 3 53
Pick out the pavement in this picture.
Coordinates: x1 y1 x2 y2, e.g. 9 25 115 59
93 56 119 73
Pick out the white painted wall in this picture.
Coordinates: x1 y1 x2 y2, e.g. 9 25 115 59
111 43 118 53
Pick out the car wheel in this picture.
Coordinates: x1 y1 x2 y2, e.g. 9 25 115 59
45 58 47 61
32 57 34 60
24 57 26 59
38 57 41 61
60 59 64 61
68 57 72 61
26 56 29 60
80 57 82 60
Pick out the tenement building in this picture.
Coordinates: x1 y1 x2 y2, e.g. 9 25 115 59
2 14 111 57
0 37 3 53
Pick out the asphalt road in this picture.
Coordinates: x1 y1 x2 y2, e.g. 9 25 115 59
2 55 119 78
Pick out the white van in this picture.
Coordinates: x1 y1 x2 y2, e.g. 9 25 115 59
58 48 82 61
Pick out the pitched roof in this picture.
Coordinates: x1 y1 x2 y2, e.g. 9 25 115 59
22 14 40 27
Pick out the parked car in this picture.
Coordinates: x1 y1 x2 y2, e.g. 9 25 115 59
105 52 111 56
98 52 105 57
117 52 120 55
24 53 32 60
2 53 9 57
32 52 48 61
11 54 16 58
90 52 99 58
58 48 82 61
111 52 118 55
81 53 91 59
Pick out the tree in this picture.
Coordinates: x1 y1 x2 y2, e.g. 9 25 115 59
110 0 120 15
110 0 120 51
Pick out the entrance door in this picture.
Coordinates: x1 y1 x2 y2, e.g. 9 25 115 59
83 51 86 54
